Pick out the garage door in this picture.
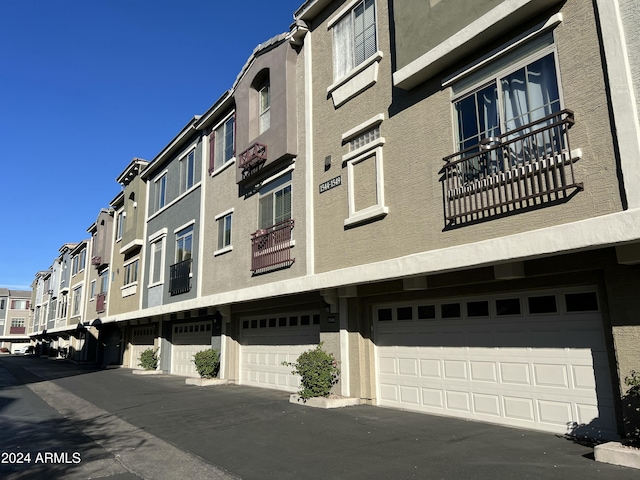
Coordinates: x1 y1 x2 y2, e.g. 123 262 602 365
171 321 212 377
130 325 156 369
240 313 320 392
375 290 617 437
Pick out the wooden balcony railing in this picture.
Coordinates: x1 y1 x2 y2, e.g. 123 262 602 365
441 109 583 225
169 258 192 296
250 219 295 274
96 292 106 313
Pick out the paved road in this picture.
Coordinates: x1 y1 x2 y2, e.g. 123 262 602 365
0 355 637 479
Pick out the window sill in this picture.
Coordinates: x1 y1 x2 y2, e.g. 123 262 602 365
121 283 138 298
210 157 235 178
327 51 383 108
214 245 233 257
344 205 389 228
147 281 164 289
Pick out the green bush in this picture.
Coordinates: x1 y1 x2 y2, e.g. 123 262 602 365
138 348 159 370
193 349 220 379
624 370 640 444
283 343 339 400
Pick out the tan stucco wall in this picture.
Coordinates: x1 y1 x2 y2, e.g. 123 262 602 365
310 0 623 274
201 45 308 297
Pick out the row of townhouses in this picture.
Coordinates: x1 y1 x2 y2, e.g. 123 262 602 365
3 0 640 441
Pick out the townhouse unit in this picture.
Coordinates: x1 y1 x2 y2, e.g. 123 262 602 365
0 288 31 350
21 0 640 443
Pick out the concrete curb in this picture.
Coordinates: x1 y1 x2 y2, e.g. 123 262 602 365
185 378 229 386
289 394 361 408
594 441 640 469
132 369 164 375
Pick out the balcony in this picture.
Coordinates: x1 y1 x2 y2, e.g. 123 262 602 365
91 256 102 266
250 219 295 274
169 258 192 296
239 143 267 178
96 292 106 313
10 326 26 335
441 110 583 226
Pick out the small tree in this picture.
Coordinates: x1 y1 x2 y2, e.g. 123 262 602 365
138 348 159 370
193 349 220 379
283 343 340 400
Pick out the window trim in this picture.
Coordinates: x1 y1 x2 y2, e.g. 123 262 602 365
343 143 388 227
210 112 236 175
115 209 124 242
154 171 168 212
259 82 271 134
148 231 167 288
213 208 234 257
258 180 293 231
179 149 196 194
175 224 195 264
123 257 140 287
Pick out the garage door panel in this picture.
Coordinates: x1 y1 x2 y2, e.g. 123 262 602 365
375 291 616 437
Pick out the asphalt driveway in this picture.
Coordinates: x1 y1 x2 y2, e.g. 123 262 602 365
1 356 637 480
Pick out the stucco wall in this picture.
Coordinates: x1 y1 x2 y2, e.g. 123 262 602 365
310 0 623 275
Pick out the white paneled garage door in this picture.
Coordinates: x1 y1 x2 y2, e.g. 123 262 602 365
375 290 617 436
240 313 320 392
171 321 212 377
130 325 156 369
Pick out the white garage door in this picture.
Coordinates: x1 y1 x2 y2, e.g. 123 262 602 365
240 313 320 392
171 321 212 377
375 290 617 437
130 325 156 369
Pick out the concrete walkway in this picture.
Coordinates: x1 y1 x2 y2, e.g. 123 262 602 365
1 355 638 479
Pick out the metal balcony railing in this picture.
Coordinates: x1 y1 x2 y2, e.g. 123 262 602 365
441 109 583 225
10 326 26 335
169 258 192 296
239 143 267 172
96 292 106 313
250 219 295 274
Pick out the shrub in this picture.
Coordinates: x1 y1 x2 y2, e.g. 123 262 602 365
624 370 640 445
138 348 159 370
283 343 339 400
193 349 220 379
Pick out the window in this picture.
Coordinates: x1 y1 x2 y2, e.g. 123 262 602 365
124 259 139 286
71 250 86 276
332 0 377 81
217 213 232 250
259 83 270 134
155 173 167 211
72 286 82 316
212 115 235 171
90 280 96 299
11 318 25 327
180 150 195 194
116 210 124 240
349 126 379 151
259 184 291 229
100 269 109 294
453 49 561 181
11 299 28 309
0 299 4 309
80 249 86 271
176 225 194 263
150 237 165 285
72 255 79 275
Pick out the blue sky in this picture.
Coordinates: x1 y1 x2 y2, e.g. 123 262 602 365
0 0 303 289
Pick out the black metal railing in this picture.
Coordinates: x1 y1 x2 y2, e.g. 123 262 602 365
441 109 583 225
169 258 192 296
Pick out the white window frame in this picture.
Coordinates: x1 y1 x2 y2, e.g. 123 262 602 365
179 149 196 194
342 115 388 227
212 114 236 172
123 258 139 287
258 180 292 231
154 171 168 212
175 224 194 264
116 209 124 241
259 83 271 134
148 229 167 287
215 208 234 256
450 37 562 154
90 280 96 301
71 285 83 317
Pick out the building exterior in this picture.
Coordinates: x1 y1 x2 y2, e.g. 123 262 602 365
17 0 640 442
0 288 31 350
